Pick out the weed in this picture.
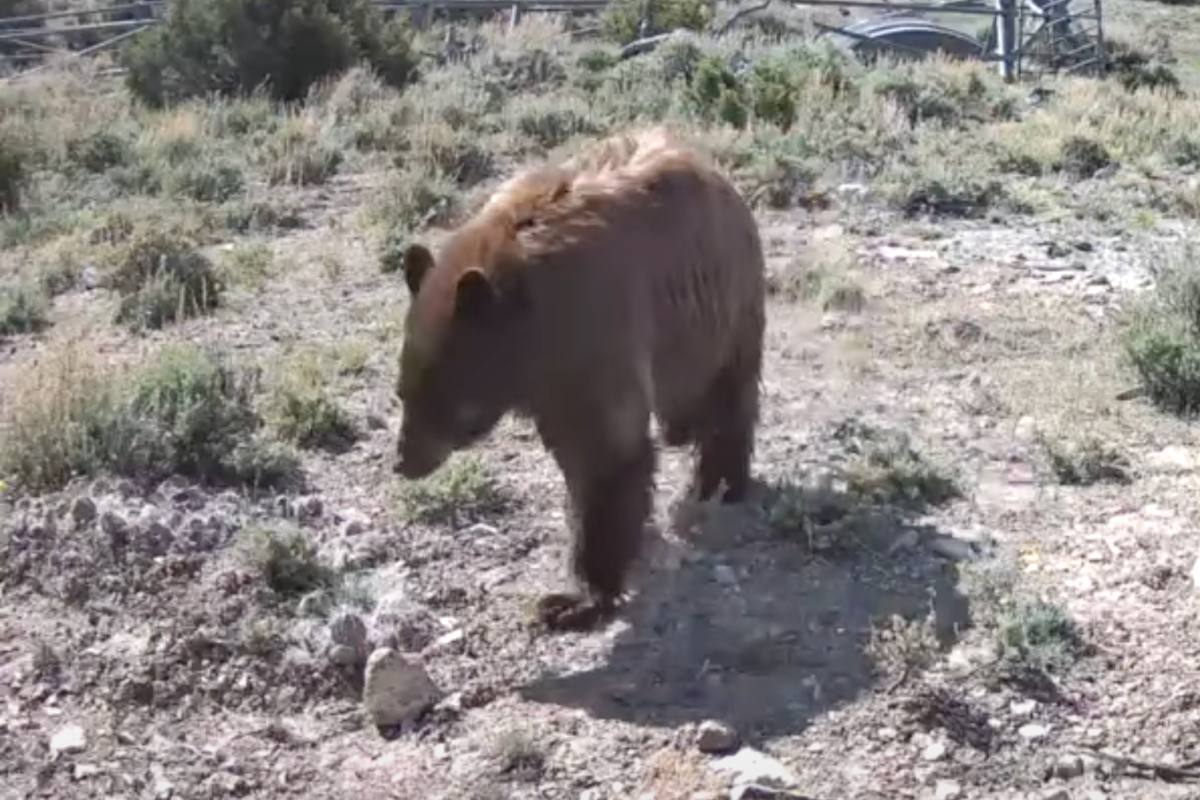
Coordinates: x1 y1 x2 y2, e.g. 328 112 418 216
219 242 274 290
0 134 26 214
0 342 298 492
265 118 343 187
1123 253 1200 414
0 284 49 336
397 454 507 527
162 158 245 202
866 611 940 679
108 225 222 330
66 131 132 174
1038 433 1131 486
265 353 358 451
602 0 713 44
837 421 959 508
240 525 332 598
489 728 546 783
995 599 1082 675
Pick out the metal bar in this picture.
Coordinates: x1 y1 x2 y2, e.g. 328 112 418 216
10 22 152 79
812 19 1002 61
789 0 1003 16
0 19 157 43
0 1 163 28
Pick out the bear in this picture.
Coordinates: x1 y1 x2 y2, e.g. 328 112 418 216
392 126 766 632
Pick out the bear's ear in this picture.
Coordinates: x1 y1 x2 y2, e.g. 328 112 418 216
402 244 435 296
454 268 496 323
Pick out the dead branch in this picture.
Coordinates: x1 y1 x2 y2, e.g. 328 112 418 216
714 0 772 36
1070 746 1200 784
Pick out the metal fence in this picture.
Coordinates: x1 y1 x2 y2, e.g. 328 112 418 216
0 0 1106 81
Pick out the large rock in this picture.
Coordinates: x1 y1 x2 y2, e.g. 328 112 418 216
49 724 87 757
695 720 739 754
362 648 440 729
710 747 798 797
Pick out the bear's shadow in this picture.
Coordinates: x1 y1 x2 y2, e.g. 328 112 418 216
517 478 973 739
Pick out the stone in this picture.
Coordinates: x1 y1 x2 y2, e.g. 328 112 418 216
136 507 174 556
81 265 100 290
70 496 97 528
328 645 360 667
329 613 368 663
362 648 440 728
695 719 739 754
1019 723 1049 740
934 780 963 800
927 535 978 561
710 747 797 794
100 510 129 551
1054 753 1085 779
713 565 737 586
921 740 948 762
1010 699 1037 717
296 496 324 521
49 724 87 756
1041 791 1070 800
1148 445 1195 474
1014 415 1037 443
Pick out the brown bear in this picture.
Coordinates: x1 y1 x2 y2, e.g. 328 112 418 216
392 127 765 632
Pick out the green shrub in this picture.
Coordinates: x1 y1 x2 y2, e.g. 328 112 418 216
0 136 26 214
0 344 299 493
108 226 223 331
162 158 245 202
398 455 508 527
265 120 343 187
120 0 420 107
1123 257 1200 414
65 131 133 174
602 0 713 44
241 525 332 597
0 284 49 336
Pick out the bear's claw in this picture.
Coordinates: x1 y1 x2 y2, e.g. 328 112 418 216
535 593 618 632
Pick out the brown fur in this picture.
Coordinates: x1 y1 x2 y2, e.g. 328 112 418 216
393 127 766 631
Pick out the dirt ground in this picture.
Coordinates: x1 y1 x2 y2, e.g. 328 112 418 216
5 93 1200 800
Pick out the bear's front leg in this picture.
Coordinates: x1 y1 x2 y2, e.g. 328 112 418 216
534 392 655 632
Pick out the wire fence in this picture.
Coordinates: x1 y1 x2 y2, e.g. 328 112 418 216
0 0 1106 81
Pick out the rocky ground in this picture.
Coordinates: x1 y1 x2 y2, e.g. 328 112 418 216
5 168 1200 800
5 10 1200 794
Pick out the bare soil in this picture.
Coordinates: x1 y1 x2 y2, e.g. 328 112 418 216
4 167 1200 800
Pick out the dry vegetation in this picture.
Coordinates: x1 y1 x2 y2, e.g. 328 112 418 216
5 0 1200 798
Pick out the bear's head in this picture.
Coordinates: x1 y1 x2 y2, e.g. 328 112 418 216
393 240 528 480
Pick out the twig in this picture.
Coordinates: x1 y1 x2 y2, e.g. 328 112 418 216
1115 386 1146 401
1070 746 1200 783
713 0 771 36
618 29 679 59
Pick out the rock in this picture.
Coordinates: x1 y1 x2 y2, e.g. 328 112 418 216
296 495 324 520
1010 699 1037 717
81 265 100 290
710 747 797 794
339 511 370 537
362 648 441 729
72 763 100 780
371 595 440 652
1019 723 1049 741
135 508 174 556
927 535 978 561
695 719 739 754
49 724 87 757
934 780 963 800
1054 753 1085 779
328 645 360 667
100 510 129 551
1148 445 1195 474
329 613 368 663
70 496 97 528
1014 415 1037 443
921 740 948 762
1041 791 1070 800
713 564 737 586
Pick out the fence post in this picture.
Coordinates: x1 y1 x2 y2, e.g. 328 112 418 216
995 0 1017 82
